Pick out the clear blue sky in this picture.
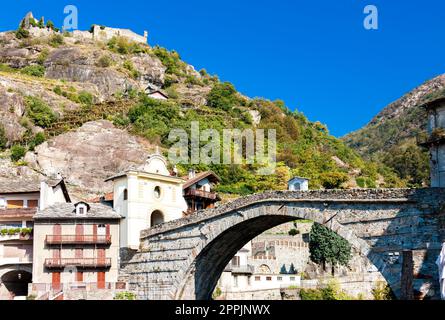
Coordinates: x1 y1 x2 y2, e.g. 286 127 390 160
2 1 445 136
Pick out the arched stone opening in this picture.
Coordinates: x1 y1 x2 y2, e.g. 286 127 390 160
1 270 32 298
177 214 382 300
150 210 164 227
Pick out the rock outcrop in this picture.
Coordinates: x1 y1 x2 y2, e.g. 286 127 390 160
24 120 152 195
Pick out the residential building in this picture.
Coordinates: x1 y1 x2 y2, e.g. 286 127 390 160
182 169 221 214
31 202 122 300
0 178 70 300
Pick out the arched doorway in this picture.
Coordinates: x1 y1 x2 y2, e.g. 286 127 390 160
150 210 164 227
1 270 32 298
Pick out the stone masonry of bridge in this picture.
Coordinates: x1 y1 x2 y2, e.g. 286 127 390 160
120 188 445 300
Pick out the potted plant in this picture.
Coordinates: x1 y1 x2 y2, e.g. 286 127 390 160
20 228 33 240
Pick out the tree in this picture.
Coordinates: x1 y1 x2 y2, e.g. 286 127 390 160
46 20 55 30
207 82 239 111
309 223 351 275
319 171 349 189
279 264 287 274
288 263 296 274
38 18 45 28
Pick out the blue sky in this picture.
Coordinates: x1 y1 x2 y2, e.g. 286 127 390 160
2 1 445 136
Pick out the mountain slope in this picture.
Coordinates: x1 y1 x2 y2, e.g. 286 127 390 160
343 75 445 186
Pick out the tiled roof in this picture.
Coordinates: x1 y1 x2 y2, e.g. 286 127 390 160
34 203 122 220
0 208 36 219
0 178 63 194
183 171 221 190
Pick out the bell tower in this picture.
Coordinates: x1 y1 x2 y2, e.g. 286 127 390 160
420 97 445 187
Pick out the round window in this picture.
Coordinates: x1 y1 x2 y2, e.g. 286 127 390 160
154 186 161 199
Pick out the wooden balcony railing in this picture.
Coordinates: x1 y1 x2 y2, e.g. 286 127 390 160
44 258 112 269
45 235 111 245
184 189 218 200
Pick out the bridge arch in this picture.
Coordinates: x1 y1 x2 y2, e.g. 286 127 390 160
174 202 374 300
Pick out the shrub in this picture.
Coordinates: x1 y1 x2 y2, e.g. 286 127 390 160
0 229 8 236
114 292 136 300
0 124 7 150
0 63 14 73
26 294 37 300
15 28 30 39
288 228 299 236
25 96 57 128
53 86 63 96
300 280 355 300
10 145 26 162
28 132 46 151
96 54 113 68
123 60 140 79
78 91 94 106
20 65 46 77
152 46 184 76
37 49 49 65
48 34 64 47
372 282 394 300
212 287 222 299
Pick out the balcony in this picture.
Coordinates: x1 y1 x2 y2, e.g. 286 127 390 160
45 235 111 245
184 188 218 200
44 258 112 269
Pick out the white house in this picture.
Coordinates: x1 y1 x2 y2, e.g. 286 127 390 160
288 177 309 191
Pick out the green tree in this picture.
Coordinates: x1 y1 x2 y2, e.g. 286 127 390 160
15 28 30 39
319 171 349 189
207 82 239 111
309 223 352 275
280 265 287 274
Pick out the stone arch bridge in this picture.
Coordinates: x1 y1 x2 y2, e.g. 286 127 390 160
121 188 445 300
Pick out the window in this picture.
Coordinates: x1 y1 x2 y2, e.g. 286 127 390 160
290 277 296 281
277 276 283 281
75 203 89 215
7 200 23 209
154 186 161 199
255 276 261 281
266 276 272 281
123 189 128 200
0 198 5 208
27 200 38 208
98 224 106 236
233 275 238 287
231 256 240 267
